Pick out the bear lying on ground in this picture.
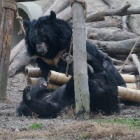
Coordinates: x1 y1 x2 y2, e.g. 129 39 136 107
17 54 120 118
24 11 126 87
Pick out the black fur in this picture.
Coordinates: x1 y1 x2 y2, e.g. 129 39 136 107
17 54 120 118
24 11 126 87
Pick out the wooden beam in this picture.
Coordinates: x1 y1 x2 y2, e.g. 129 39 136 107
71 0 90 118
0 0 16 100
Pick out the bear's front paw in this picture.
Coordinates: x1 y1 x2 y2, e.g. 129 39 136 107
23 85 31 101
23 85 31 94
61 52 73 64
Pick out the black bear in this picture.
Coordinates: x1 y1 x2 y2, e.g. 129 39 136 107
17 54 120 118
24 11 126 87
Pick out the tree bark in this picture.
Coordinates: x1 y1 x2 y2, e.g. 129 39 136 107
72 1 90 117
87 27 137 41
89 38 140 55
0 0 16 100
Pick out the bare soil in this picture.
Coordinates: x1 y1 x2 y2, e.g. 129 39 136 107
0 72 139 140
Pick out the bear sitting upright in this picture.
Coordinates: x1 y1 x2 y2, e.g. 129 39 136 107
24 11 126 87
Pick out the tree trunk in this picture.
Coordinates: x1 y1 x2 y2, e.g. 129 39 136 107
89 38 140 55
72 1 90 118
0 0 16 100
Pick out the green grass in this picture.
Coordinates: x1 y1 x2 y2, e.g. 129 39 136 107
29 122 44 130
91 118 140 130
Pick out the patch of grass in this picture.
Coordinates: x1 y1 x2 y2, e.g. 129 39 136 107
29 122 43 130
79 133 91 139
91 118 140 130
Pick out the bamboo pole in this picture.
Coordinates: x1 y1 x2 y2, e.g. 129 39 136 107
48 70 71 85
118 86 140 103
0 0 16 100
121 74 136 83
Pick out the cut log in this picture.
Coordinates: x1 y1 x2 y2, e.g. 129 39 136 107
27 77 38 86
121 74 136 83
131 54 140 75
126 83 137 89
87 27 137 41
86 18 121 28
111 57 130 65
118 86 140 103
25 67 41 77
89 38 140 55
115 65 137 73
48 70 71 85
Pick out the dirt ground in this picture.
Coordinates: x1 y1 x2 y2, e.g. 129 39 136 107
0 72 139 140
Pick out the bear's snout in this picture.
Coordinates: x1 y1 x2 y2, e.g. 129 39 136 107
36 42 48 56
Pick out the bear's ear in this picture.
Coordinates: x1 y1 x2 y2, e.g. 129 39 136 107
23 20 30 30
50 11 56 20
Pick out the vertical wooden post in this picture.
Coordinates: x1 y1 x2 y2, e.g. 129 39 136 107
0 0 16 100
71 0 90 118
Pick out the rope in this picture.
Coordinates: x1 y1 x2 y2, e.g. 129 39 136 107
15 4 26 36
1 0 16 11
66 36 73 76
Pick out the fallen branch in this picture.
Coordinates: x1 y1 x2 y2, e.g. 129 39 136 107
86 4 140 22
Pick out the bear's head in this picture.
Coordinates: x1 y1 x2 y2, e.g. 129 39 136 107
24 11 72 59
